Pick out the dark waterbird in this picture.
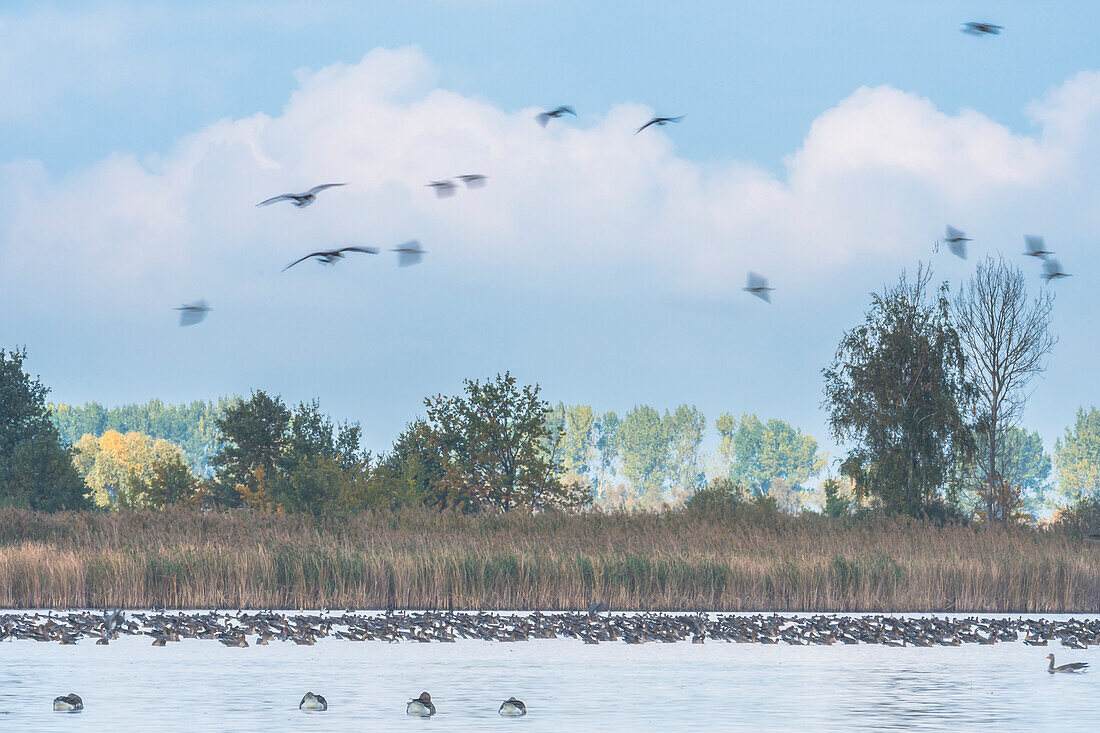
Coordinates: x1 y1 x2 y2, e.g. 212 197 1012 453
1047 654 1089 673
942 226 971 259
535 106 576 127
427 180 457 198
407 692 436 717
1041 258 1071 283
457 174 488 189
1024 235 1053 259
391 240 426 267
636 115 684 135
743 272 774 303
53 693 83 712
300 692 328 711
962 22 1003 36
256 183 346 208
282 246 379 271
174 301 211 327
499 697 527 717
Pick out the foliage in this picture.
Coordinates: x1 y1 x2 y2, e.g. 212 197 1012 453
684 476 744 515
421 373 589 512
664 404 707 499
1054 407 1100 505
52 399 225 473
210 391 291 509
822 477 850 517
617 405 669 505
0 348 88 510
715 413 824 509
961 426 1051 517
822 267 974 517
72 430 189 509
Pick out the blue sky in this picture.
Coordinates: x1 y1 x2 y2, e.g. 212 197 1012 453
2 1 1099 471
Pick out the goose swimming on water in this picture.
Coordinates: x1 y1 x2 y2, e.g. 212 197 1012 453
407 691 436 717
299 692 328 711
499 697 527 716
53 693 83 712
1047 654 1089 673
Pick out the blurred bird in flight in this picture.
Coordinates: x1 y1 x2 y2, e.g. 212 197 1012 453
174 301 211 327
282 246 379 272
392 240 426 267
535 106 576 127
256 183 346 208
743 272 774 303
636 115 684 135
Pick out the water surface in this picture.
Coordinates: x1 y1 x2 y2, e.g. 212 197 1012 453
1 614 1096 732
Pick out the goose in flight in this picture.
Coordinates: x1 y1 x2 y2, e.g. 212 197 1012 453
256 183 346 208
1042 258 1071 283
174 301 211 327
457 174 488 189
282 246 379 272
743 272 774 303
636 115 684 135
391 240 426 267
942 226 971 259
962 22 1003 36
1046 654 1089 673
427 180 457 198
535 106 576 127
1024 235 1053 259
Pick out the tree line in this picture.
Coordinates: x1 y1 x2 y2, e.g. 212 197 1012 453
2 256 1099 524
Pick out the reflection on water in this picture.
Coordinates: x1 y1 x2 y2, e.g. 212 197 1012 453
0 615 1096 732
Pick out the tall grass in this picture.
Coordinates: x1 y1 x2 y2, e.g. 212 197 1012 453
0 507 1096 611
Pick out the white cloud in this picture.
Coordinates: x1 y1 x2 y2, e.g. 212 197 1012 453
2 46 1098 314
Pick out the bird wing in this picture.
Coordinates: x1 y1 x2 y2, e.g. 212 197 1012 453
338 246 380 255
393 240 424 267
1025 235 1044 253
746 271 767 290
946 226 964 240
306 183 347 195
535 112 550 127
1043 258 1062 275
665 115 685 123
282 252 327 271
947 240 967 259
561 106 576 116
635 119 659 134
177 308 208 327
256 194 295 206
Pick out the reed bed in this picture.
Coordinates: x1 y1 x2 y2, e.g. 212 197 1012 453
0 508 1096 612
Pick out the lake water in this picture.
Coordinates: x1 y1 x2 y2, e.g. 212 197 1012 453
1 614 1097 732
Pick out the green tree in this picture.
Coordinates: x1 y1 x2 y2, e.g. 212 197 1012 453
617 405 669 506
715 413 824 507
547 403 597 478
210 391 291 509
145 453 199 508
1054 407 1100 505
664 404 706 498
0 348 88 510
962 426 1051 517
370 419 450 509
822 267 974 517
423 373 589 512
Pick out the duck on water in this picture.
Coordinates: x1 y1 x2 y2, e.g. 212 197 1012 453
299 692 328 711
499 697 527 716
407 692 436 717
53 693 83 712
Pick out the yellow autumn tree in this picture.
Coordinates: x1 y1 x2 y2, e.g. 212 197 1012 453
71 430 188 509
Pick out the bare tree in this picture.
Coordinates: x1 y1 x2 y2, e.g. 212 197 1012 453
954 256 1056 520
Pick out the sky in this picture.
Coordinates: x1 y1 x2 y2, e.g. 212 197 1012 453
2 0 1099 466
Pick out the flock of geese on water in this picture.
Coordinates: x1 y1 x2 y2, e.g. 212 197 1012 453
8 607 1093 712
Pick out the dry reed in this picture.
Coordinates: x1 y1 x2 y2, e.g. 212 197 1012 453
0 508 1096 612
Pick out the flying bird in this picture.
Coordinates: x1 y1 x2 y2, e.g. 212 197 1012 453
535 106 576 127
282 246 380 272
1041 258 1071 283
427 180 457 198
391 240 426 267
635 115 685 135
942 226 971 259
743 272 774 303
256 183 346 208
1024 235 1053 259
962 22 1003 36
174 301 211 327
456 174 488 189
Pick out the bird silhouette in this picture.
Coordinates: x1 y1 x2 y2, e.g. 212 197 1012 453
535 106 576 127
743 272 774 303
1041 258 1071 283
391 240 426 267
256 183 346 208
942 226 971 259
636 115 685 135
427 180 457 198
1024 235 1053 259
962 22 1003 36
456 174 488 189
282 246 380 272
174 301 211 327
